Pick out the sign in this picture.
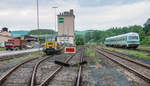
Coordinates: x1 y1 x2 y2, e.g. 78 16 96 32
64 47 76 53
59 18 64 23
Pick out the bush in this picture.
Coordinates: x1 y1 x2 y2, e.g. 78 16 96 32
75 38 85 45
141 36 150 44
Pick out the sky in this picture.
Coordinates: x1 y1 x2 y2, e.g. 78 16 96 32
0 0 150 31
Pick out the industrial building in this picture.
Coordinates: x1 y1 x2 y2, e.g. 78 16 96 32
57 9 75 45
0 28 12 47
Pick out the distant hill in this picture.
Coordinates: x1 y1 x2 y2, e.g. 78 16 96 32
28 29 56 35
11 30 29 37
10 29 95 38
75 30 95 36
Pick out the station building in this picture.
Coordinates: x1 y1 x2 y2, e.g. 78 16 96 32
57 9 75 45
0 28 12 47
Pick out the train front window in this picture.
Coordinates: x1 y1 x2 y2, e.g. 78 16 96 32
48 43 53 45
128 36 138 40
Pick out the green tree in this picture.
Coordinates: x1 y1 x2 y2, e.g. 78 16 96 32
143 24 150 35
141 36 150 44
75 38 85 45
28 29 56 35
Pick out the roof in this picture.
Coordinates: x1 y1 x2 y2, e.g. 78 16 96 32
15 35 37 40
0 32 11 37
106 32 139 40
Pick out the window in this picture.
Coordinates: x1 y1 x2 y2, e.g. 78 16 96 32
128 36 138 40
6 42 12 45
48 43 53 45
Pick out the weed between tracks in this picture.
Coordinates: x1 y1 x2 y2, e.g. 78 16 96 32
86 49 96 58
86 48 103 68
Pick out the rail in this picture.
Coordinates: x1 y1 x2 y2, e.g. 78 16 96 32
96 48 150 83
30 56 51 86
75 48 84 86
39 53 76 86
0 57 39 85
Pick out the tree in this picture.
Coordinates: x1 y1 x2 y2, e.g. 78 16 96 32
28 29 56 35
143 24 150 35
75 38 85 45
84 32 93 43
83 25 147 44
141 36 150 44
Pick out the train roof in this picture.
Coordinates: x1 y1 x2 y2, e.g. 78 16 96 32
106 32 139 40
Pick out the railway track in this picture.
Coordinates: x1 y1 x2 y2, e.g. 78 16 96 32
97 48 150 84
0 48 85 86
0 55 50 86
134 49 150 54
76 48 84 86
36 49 85 86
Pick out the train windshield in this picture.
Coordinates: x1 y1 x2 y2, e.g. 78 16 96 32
48 43 53 45
128 36 138 40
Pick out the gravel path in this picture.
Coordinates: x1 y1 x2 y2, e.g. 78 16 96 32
87 49 133 86
94 49 149 86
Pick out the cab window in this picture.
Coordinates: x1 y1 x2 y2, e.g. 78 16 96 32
48 43 53 45
128 36 138 40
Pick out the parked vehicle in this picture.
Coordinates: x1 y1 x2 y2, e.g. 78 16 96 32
5 39 27 50
104 32 140 49
43 41 64 55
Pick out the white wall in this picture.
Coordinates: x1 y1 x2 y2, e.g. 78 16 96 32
57 36 74 45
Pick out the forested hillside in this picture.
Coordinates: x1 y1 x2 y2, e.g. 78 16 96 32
28 29 56 43
82 25 150 44
27 25 150 45
28 29 56 35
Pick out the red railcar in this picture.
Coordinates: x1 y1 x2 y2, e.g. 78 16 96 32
5 39 27 50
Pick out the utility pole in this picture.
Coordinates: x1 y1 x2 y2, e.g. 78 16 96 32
36 0 40 56
52 6 58 36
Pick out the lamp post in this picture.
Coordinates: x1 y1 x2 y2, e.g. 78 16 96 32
52 6 58 33
36 0 40 55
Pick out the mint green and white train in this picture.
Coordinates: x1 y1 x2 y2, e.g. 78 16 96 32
104 32 140 49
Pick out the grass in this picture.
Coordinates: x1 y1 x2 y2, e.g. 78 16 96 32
86 48 96 58
86 48 100 64
0 47 5 51
0 51 44 65
137 45 150 51
104 47 150 59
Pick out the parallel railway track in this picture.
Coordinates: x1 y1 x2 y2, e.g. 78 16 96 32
134 49 150 54
37 53 76 86
0 55 48 86
97 48 150 84
38 49 85 86
0 48 85 86
75 49 84 86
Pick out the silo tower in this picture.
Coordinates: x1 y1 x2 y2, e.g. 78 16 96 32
57 9 75 45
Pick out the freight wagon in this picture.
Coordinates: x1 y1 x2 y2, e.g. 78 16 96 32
5 39 27 50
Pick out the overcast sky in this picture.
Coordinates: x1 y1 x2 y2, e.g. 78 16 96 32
0 0 150 31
